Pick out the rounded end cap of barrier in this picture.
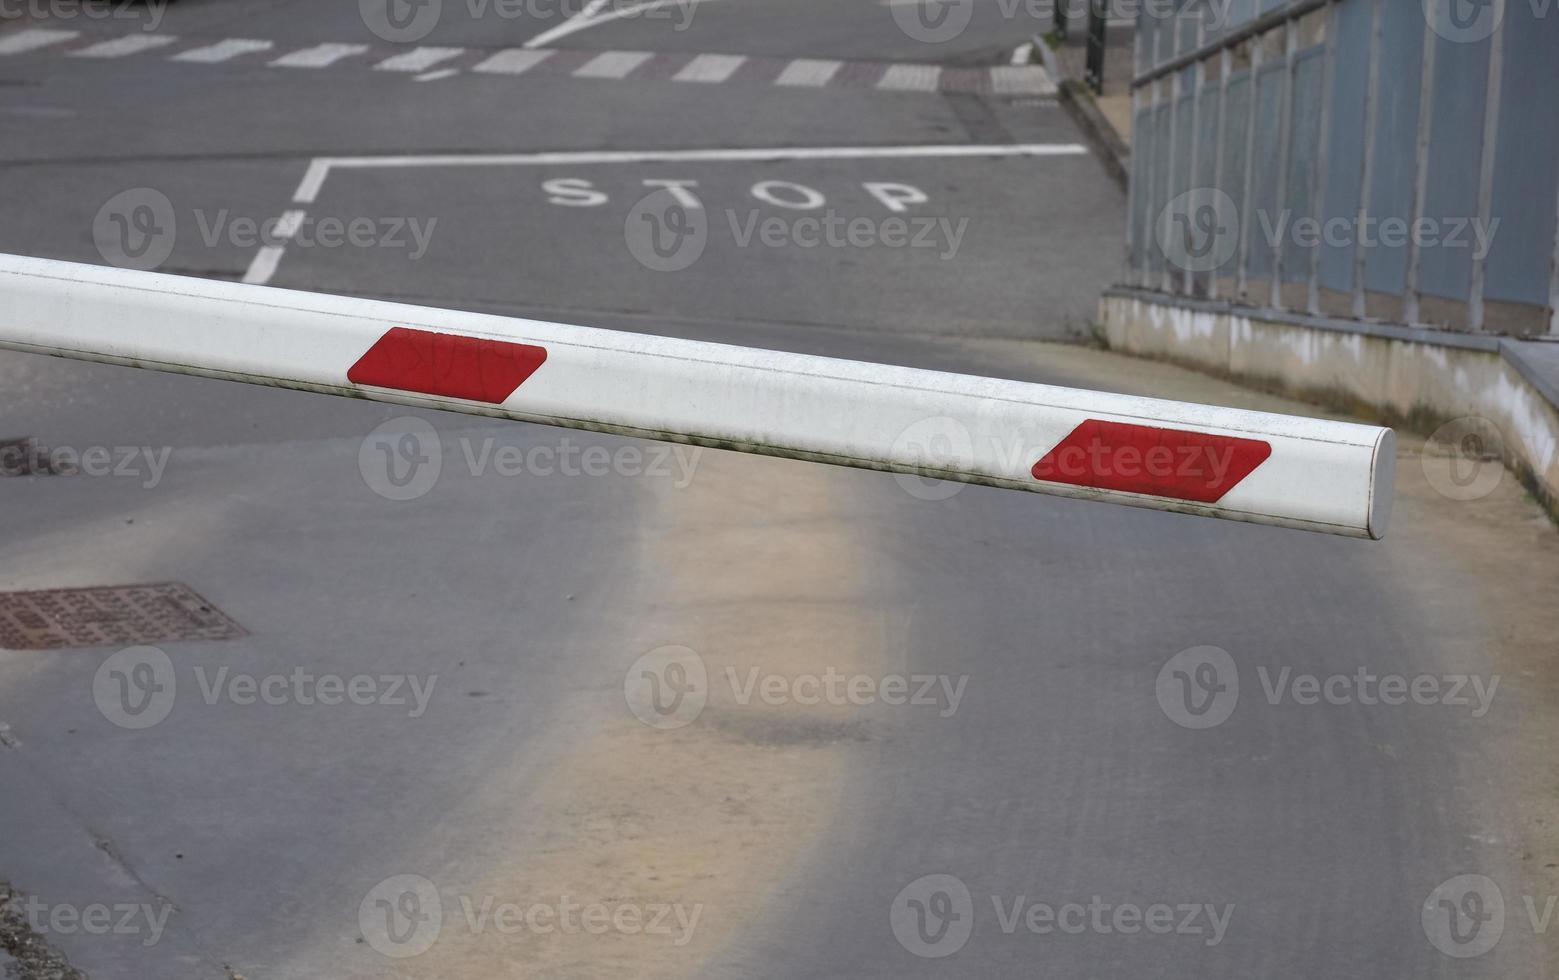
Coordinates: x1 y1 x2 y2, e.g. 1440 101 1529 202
1367 427 1396 540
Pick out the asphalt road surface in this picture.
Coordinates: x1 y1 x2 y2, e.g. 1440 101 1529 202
0 2 1551 979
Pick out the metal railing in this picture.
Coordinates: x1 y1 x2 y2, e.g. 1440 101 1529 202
1083 0 1110 92
1123 0 1559 337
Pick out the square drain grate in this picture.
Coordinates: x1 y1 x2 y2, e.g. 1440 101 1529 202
0 583 246 651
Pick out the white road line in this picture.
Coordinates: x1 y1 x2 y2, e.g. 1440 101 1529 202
242 246 288 286
1010 41 1033 65
69 34 178 59
989 65 1057 96
573 50 653 79
240 209 308 285
673 53 745 83
270 209 308 240
171 38 274 63
293 160 334 204
876 64 939 91
375 46 465 72
294 143 1090 203
470 48 554 74
0 28 79 56
522 0 611 48
774 58 841 87
524 0 714 48
414 67 461 82
270 43 369 68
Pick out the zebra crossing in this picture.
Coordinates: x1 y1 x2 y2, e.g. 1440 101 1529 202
0 26 1057 96
68 33 179 58
171 39 275 64
270 42 372 69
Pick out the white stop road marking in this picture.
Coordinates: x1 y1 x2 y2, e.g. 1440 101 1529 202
541 179 932 212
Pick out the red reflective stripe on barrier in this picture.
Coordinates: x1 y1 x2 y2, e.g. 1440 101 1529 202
1031 419 1271 503
348 327 547 404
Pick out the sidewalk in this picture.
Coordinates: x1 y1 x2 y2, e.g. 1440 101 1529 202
1034 22 1134 186
1048 22 1134 145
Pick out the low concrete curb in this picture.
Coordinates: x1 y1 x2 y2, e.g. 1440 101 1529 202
1033 34 1130 191
1099 288 1559 519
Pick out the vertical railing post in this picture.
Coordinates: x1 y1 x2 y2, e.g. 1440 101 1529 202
1183 16 1206 296
1084 0 1108 94
1139 78 1160 289
1269 18 1297 311
1351 0 1384 320
1549 172 1559 335
1236 41 1263 302
1468 0 1505 332
1404 7 1439 326
1307 1 1339 315
1125 84 1141 281
1209 45 1232 301
1161 39 1182 294
1131 0 1145 77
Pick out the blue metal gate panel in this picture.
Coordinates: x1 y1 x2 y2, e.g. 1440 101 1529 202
1484 4 1559 307
1361 3 1425 298
1317 0 1373 294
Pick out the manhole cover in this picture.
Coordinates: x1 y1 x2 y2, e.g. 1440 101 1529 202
0 583 246 651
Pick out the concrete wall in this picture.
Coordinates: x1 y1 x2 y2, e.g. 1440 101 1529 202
1100 291 1559 515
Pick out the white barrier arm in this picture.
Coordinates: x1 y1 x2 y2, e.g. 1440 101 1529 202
0 255 1394 538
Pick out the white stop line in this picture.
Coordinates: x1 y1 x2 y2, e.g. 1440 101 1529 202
287 143 1091 204
0 254 1393 537
243 143 1091 285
